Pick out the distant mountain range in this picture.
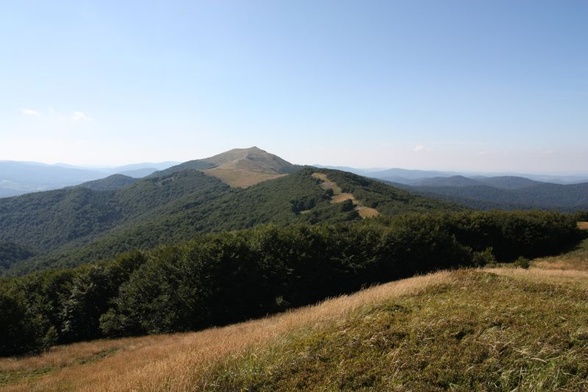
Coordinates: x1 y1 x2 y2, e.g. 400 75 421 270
0 160 178 197
388 175 588 212
4 153 588 198
333 168 588 186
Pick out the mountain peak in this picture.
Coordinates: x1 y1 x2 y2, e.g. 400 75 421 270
201 147 298 188
202 146 269 165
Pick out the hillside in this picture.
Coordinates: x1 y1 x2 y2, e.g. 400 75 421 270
2 242 588 391
0 151 458 275
158 146 299 188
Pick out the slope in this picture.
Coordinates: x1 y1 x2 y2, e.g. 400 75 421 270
3 248 588 391
1 165 458 275
154 146 299 188
0 170 231 274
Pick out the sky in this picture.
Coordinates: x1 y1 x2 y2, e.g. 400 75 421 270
1 0 587 174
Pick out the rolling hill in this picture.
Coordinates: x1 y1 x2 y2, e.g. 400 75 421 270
155 146 299 187
0 148 457 276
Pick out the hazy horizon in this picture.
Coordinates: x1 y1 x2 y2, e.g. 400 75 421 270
2 1 586 173
3 147 588 178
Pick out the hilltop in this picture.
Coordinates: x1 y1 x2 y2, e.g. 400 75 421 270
202 146 299 188
152 146 298 188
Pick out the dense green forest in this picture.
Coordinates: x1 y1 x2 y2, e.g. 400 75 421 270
0 210 583 357
0 168 457 276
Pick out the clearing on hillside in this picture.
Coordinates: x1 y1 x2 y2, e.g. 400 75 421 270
312 172 380 218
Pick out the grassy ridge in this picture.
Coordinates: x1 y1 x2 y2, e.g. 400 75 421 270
2 241 588 391
212 269 588 391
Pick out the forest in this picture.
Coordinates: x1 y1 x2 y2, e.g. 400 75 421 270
0 167 457 276
1 210 583 357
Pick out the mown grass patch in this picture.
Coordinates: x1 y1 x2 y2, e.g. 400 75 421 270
205 270 588 391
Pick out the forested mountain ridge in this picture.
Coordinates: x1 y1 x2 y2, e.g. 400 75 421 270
0 153 458 276
397 179 588 211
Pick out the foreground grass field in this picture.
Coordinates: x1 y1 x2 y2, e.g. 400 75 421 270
2 239 588 391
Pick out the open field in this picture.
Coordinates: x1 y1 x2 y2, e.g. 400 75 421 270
202 167 286 188
2 239 588 391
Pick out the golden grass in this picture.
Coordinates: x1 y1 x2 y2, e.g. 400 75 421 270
529 237 588 272
356 205 380 218
1 272 451 391
489 267 588 288
209 268 588 391
202 167 286 188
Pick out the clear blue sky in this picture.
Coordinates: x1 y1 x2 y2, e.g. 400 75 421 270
1 0 587 173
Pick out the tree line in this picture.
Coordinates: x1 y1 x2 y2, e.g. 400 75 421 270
0 210 584 357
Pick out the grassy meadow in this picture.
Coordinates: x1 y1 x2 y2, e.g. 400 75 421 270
2 236 588 391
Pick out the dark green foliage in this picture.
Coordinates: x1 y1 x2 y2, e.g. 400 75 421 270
0 210 581 357
0 291 39 356
60 252 148 342
0 252 147 355
78 174 138 191
0 170 229 275
441 210 582 261
1 167 458 276
0 242 35 272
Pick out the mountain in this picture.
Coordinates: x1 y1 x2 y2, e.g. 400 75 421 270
368 168 460 185
416 175 482 188
0 148 457 275
158 146 299 188
0 161 178 197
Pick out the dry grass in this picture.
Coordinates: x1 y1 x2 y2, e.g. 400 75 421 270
202 167 286 188
1 272 451 391
209 267 588 391
530 237 588 272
